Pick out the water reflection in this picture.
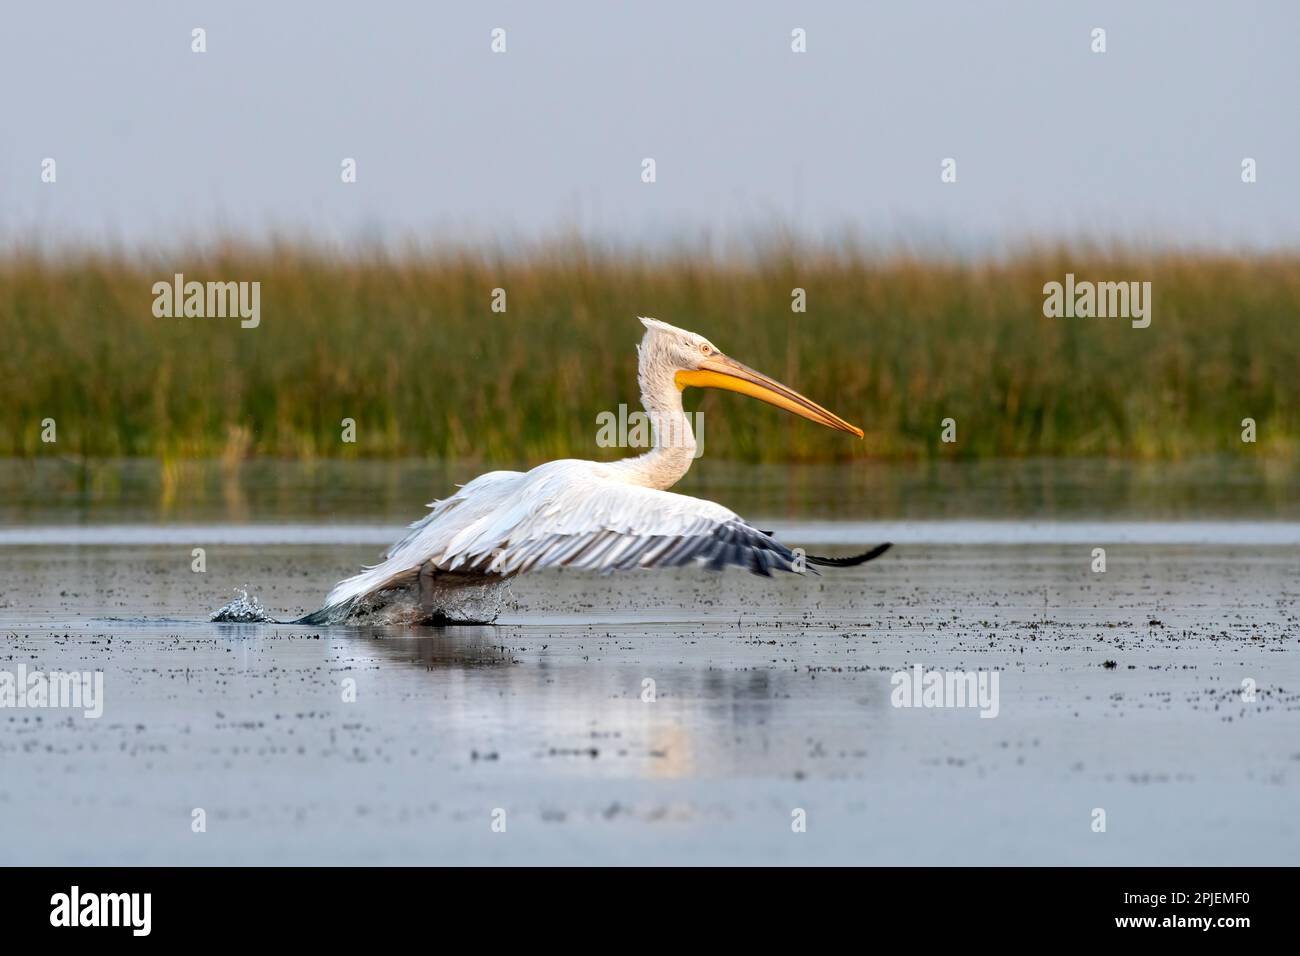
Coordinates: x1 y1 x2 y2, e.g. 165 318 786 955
4 456 1298 525
317 621 889 780
348 625 513 668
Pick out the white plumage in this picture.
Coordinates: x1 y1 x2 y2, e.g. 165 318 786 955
325 460 798 609
303 317 879 625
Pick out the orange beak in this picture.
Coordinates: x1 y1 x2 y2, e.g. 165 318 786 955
675 355 864 438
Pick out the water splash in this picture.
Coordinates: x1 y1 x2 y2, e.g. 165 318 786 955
210 576 510 626
210 587 277 623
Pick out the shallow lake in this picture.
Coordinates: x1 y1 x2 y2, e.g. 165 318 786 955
1 458 1296 864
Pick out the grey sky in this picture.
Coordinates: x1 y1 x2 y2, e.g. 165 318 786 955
3 0 1296 252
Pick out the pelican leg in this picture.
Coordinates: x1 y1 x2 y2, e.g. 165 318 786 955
418 560 437 620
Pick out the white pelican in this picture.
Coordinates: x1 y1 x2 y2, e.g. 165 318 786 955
298 317 889 625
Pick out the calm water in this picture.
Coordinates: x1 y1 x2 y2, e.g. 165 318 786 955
4 456 1299 524
1 458 1297 865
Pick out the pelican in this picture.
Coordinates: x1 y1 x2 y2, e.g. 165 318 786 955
297 317 889 625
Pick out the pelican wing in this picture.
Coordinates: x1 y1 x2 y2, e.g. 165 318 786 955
436 461 801 577
324 461 802 609
483 487 799 577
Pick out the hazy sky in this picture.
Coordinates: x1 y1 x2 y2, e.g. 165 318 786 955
3 1 1296 251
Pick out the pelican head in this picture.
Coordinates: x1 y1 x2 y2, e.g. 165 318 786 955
636 316 863 438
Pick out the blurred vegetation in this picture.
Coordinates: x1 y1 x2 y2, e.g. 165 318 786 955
1 242 1296 463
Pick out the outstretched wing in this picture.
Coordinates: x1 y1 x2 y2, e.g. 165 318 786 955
436 462 803 577
322 460 887 612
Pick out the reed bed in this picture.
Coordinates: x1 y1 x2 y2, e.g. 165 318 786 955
2 243 1295 462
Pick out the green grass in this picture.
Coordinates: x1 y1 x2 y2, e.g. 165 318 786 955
1 243 1296 463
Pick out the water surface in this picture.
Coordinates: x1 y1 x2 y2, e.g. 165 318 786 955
1 458 1296 865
